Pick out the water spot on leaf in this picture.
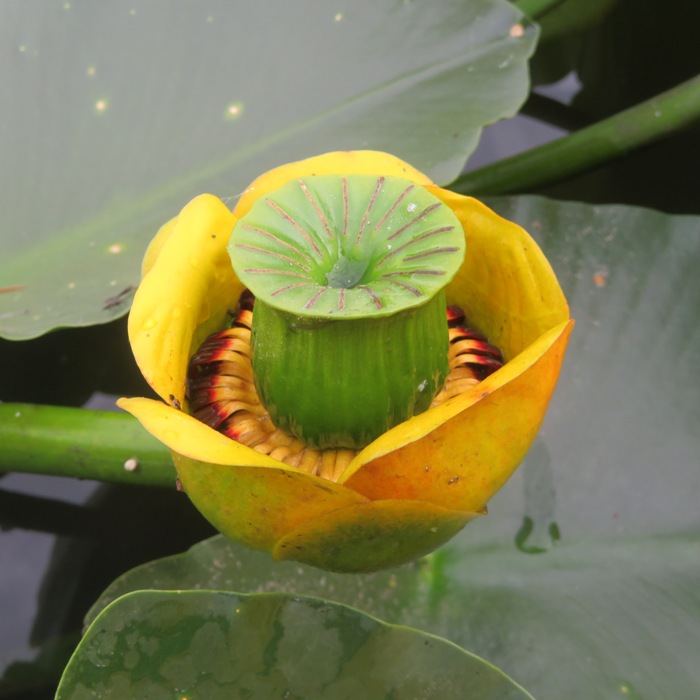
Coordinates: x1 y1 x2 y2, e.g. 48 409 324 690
225 102 244 121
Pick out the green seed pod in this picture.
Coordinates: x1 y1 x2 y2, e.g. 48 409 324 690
229 174 465 449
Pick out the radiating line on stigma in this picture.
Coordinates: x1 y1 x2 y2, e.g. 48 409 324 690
355 176 385 246
303 286 330 310
357 285 383 309
234 244 311 272
297 180 335 240
342 177 349 238
265 199 323 258
381 269 446 277
241 225 314 264
374 226 456 268
243 268 312 280
372 184 415 233
270 282 315 297
387 202 443 241
403 246 461 262
384 279 422 297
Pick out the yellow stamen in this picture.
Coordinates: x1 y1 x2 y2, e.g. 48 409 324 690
187 302 501 481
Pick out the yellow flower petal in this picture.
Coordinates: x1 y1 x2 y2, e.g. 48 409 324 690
140 215 176 279
428 187 570 359
340 320 573 513
336 187 572 512
118 396 370 553
117 397 283 468
233 150 434 220
273 500 480 572
128 194 243 406
172 454 369 553
120 151 573 572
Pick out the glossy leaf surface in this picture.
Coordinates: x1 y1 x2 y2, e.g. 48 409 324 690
58 591 534 699
86 532 700 700
1 0 536 339
88 196 700 699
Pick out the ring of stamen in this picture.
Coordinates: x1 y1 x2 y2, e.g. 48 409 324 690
187 295 504 482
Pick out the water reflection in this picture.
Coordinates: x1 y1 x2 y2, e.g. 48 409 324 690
0 474 214 696
515 439 561 554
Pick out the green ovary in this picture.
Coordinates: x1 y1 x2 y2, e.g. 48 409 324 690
251 292 449 449
229 174 466 450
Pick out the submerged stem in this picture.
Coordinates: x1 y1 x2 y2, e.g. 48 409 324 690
452 74 700 196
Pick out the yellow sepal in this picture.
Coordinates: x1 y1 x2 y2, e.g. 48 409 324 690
127 195 242 406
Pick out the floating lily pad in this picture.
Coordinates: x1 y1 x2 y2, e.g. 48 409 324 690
58 591 534 699
0 0 536 339
84 531 700 700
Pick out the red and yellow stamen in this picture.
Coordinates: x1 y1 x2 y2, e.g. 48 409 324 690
187 292 503 481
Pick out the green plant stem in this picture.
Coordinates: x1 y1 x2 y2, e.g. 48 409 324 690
0 403 173 486
452 74 700 196
514 0 566 20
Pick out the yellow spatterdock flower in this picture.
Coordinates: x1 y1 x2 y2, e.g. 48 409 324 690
119 151 573 572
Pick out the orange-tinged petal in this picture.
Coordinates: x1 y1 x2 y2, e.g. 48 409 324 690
172 456 369 553
428 187 569 359
118 396 369 553
273 500 480 572
233 150 434 220
120 152 574 572
341 320 573 512
128 194 243 405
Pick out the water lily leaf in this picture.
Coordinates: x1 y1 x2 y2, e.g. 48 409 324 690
0 0 537 340
57 591 534 699
87 197 700 699
84 531 700 700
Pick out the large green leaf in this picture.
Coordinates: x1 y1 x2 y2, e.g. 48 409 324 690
0 0 537 340
58 591 534 699
85 532 700 700
87 197 700 699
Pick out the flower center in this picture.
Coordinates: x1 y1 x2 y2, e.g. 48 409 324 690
187 291 504 481
227 175 467 449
